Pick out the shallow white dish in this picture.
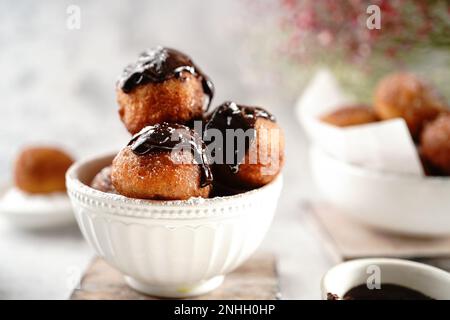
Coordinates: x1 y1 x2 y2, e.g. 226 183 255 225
0 186 75 229
322 258 450 300
310 147 450 237
66 153 282 298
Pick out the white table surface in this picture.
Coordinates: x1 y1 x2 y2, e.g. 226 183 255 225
0 0 334 299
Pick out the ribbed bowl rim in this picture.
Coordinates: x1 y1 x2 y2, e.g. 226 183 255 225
66 153 283 219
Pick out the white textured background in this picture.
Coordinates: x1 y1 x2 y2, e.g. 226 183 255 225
0 0 332 299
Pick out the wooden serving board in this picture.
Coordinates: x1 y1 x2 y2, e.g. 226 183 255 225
309 203 450 266
70 253 279 300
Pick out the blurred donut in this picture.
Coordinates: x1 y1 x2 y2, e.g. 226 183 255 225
90 166 116 193
14 146 74 194
320 105 378 127
419 150 443 177
374 72 446 140
111 123 212 200
204 101 285 189
420 114 450 176
117 46 214 134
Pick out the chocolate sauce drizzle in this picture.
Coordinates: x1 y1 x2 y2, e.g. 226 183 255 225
118 46 214 111
128 123 213 187
204 101 276 173
342 284 433 300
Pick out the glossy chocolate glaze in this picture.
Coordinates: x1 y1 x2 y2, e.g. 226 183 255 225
118 46 214 110
128 123 213 187
204 101 276 173
342 284 433 300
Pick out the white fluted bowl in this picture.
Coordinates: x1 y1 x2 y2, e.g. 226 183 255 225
66 153 282 298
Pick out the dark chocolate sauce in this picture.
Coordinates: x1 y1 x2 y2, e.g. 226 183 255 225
204 101 276 173
341 284 433 300
118 46 214 111
128 123 213 187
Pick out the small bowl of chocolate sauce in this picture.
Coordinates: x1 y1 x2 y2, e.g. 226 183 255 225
322 258 450 300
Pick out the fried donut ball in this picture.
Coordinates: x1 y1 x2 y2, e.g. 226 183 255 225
117 47 214 134
111 123 212 200
205 102 285 189
14 146 74 194
374 72 446 140
90 166 116 193
320 105 378 127
420 114 450 176
117 73 205 134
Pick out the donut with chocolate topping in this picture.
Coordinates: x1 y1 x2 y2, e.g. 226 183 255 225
204 101 285 189
111 123 212 200
117 46 214 134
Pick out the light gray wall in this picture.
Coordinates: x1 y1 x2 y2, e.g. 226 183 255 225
0 0 314 198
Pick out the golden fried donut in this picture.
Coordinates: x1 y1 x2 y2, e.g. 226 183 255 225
90 166 116 193
374 72 446 140
117 47 214 134
420 114 450 176
111 123 212 200
204 102 285 189
14 146 74 194
320 105 378 127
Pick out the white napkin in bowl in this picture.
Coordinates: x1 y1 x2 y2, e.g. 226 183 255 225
295 69 424 176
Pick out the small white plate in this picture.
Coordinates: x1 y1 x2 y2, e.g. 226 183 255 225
0 185 75 229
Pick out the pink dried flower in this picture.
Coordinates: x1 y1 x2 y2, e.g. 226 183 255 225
276 0 450 65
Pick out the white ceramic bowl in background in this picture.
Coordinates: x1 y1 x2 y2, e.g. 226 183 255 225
66 153 282 298
321 258 450 300
310 147 450 237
